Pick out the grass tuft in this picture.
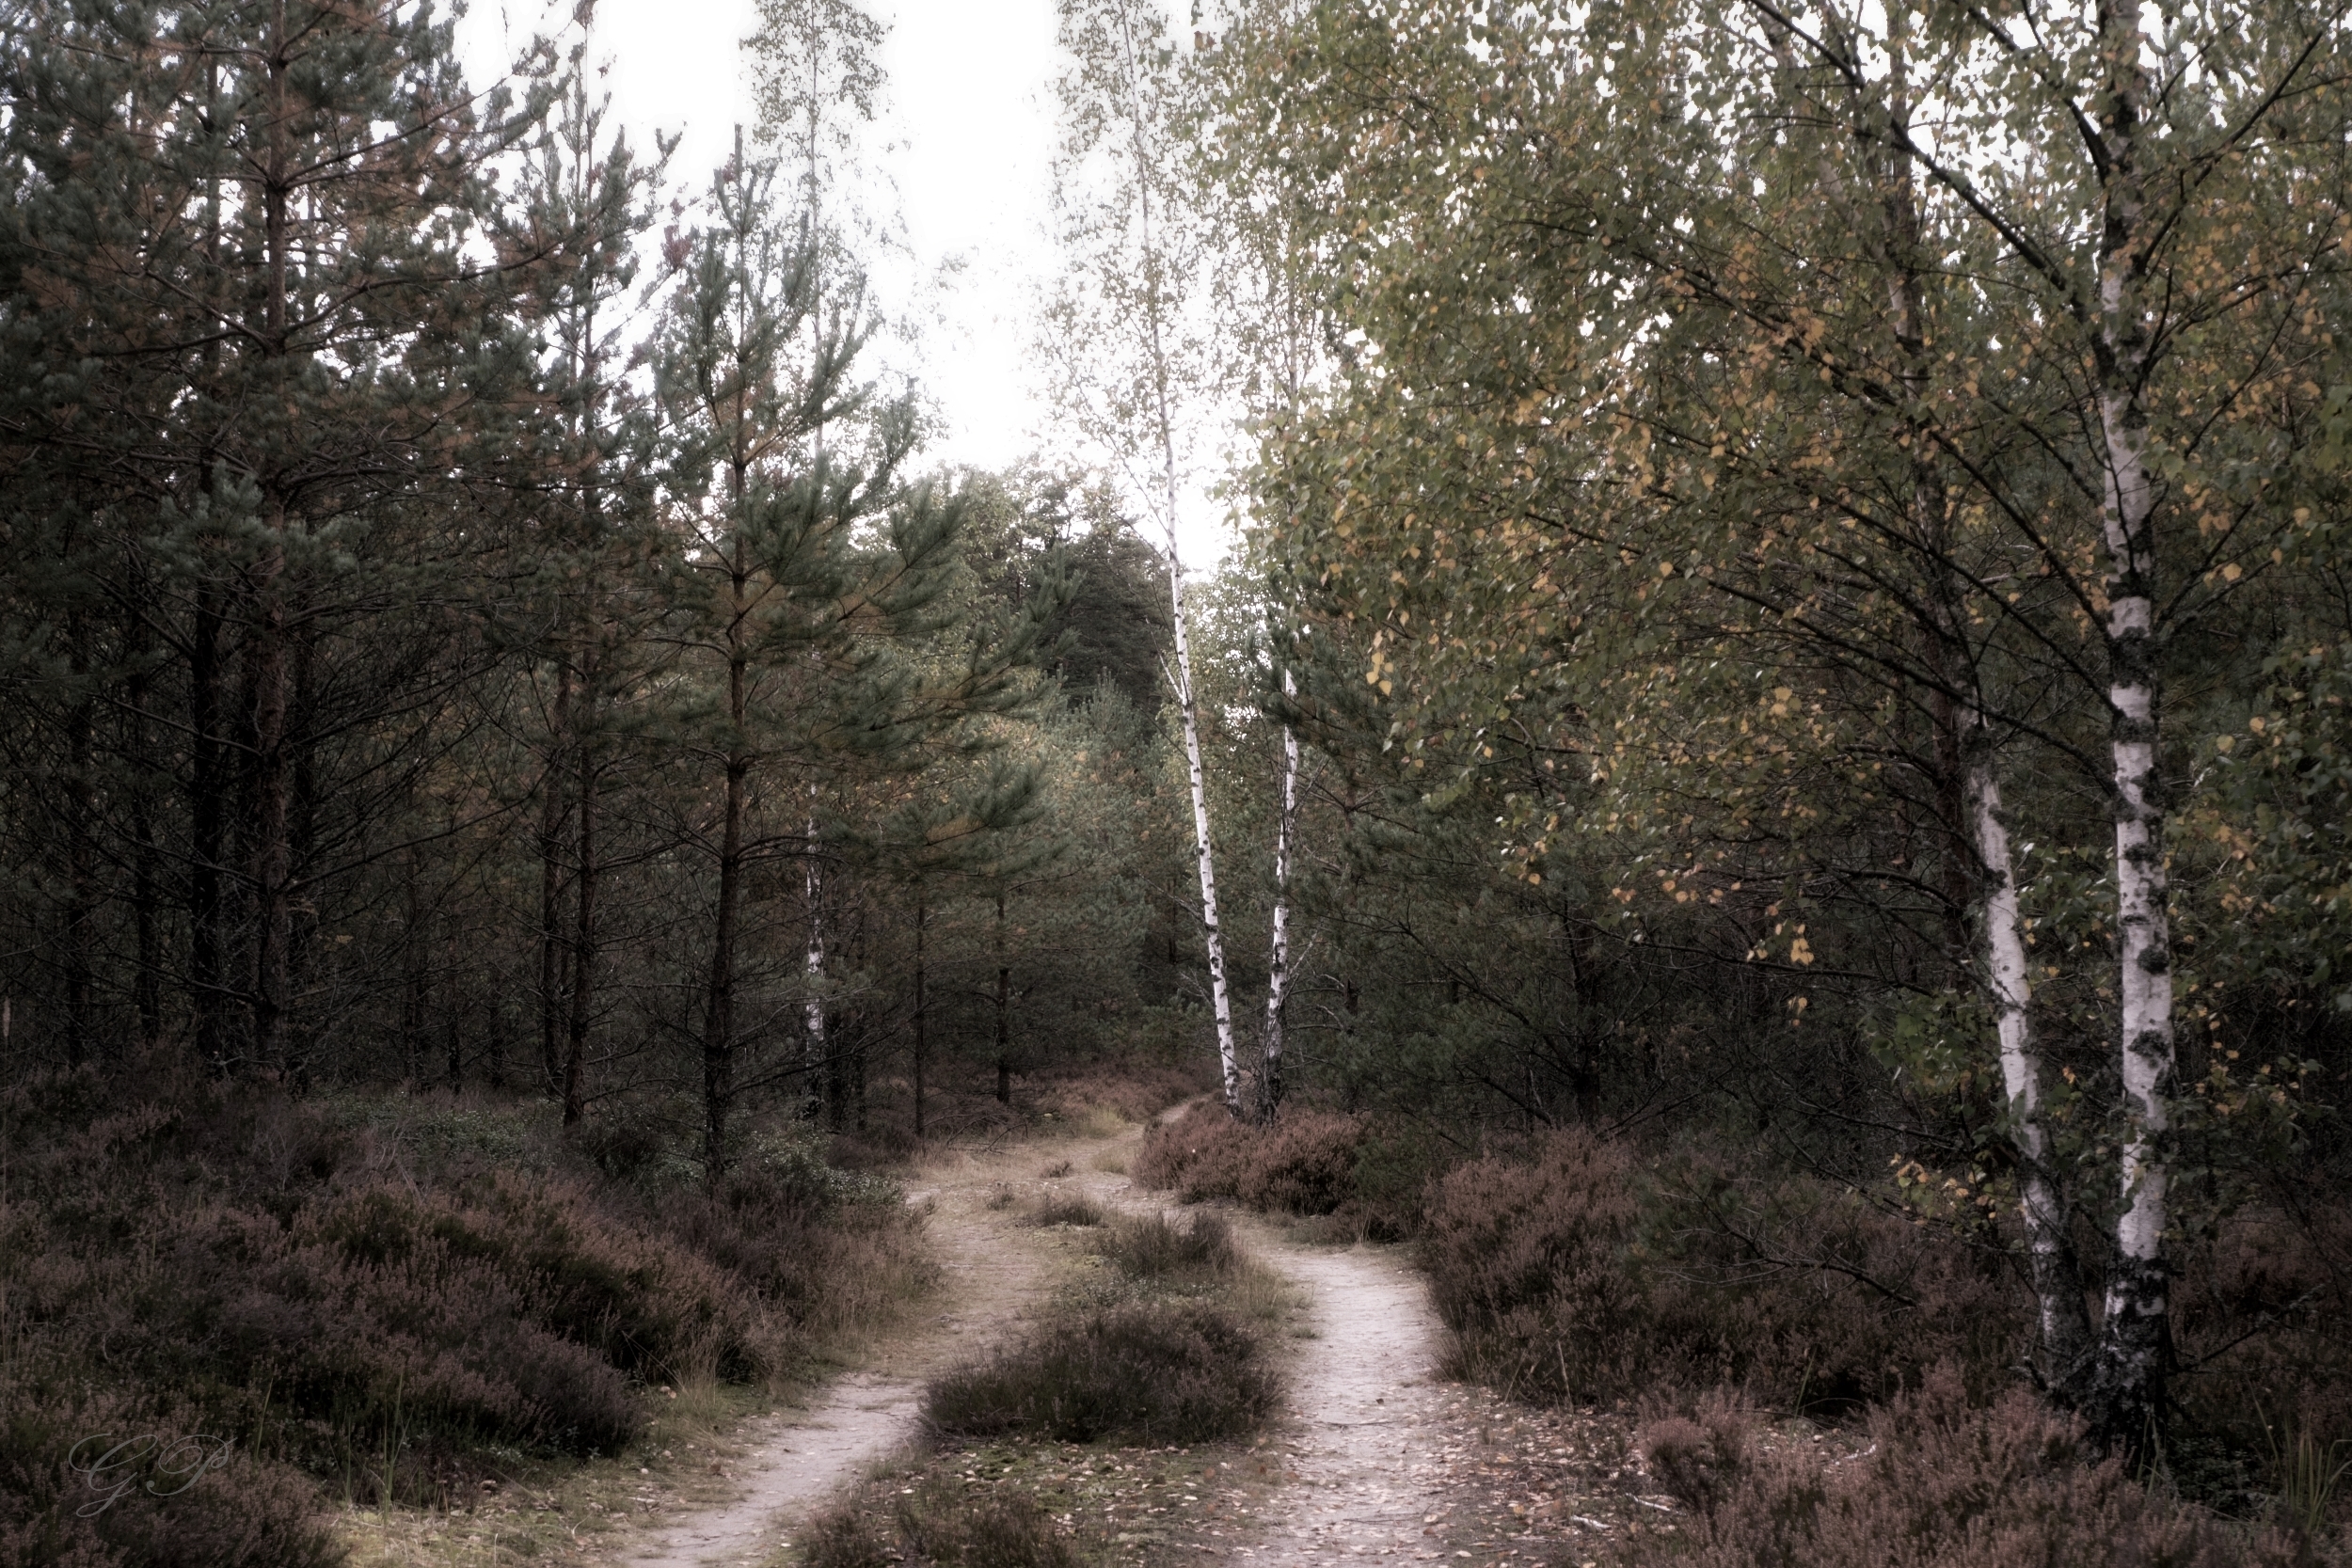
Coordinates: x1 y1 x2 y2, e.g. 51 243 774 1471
924 1300 1277 1446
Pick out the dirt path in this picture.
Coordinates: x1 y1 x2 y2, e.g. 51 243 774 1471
618 1138 1077 1568
1235 1240 1456 1564
620 1108 1622 1568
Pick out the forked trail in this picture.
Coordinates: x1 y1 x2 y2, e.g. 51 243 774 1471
621 1137 1059 1568
618 1113 1475 1568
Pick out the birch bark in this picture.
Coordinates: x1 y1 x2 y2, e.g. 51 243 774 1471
1964 723 2092 1377
1105 0 1241 1110
1259 669 1299 1122
2087 0 2175 1437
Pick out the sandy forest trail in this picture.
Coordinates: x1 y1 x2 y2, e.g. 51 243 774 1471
620 1111 1507 1568
620 1134 1065 1568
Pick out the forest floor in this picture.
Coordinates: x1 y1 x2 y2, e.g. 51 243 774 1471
339 1105 1731 1568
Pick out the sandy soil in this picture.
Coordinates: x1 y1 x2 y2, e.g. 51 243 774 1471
1232 1239 1457 1564
617 1103 1635 1568
617 1138 1075 1568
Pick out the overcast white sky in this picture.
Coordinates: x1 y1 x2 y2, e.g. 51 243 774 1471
456 0 1236 567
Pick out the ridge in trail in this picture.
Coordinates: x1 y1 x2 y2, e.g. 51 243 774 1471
621 1142 1060 1568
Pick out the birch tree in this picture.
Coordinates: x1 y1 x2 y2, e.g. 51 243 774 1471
1049 0 1242 1111
744 0 893 1098
1216 0 2350 1436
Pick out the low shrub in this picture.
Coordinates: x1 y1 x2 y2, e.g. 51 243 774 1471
1 1060 933 1518
1094 1211 1240 1279
1637 1391 1751 1516
1029 1196 1107 1228
1420 1127 2022 1409
924 1300 1278 1444
806 1480 1089 1568
892 1481 1090 1568
1133 1104 1365 1216
1617 1368 2302 1568
0 1374 344 1568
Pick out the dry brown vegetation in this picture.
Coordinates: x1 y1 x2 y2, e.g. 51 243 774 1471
926 1212 1282 1448
0 1058 932 1567
1130 1112 2352 1562
1625 1371 2306 1567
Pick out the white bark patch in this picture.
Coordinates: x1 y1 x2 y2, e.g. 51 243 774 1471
1169 566 1241 1111
1966 737 2078 1358
1262 669 1301 1116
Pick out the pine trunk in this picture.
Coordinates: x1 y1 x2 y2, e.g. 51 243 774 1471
806 801 828 1121
698 647 748 1166
537 667 572 1096
994 890 1012 1105
566 703 600 1128
913 892 928 1137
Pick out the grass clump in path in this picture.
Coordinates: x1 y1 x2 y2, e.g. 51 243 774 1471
926 1299 1276 1445
925 1211 1281 1447
791 1207 1292 1568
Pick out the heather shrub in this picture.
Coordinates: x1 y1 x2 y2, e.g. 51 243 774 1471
1421 1128 2022 1408
1 1061 932 1512
1133 1103 1365 1215
0 1373 343 1568
1637 1392 1752 1514
651 1158 930 1344
924 1300 1278 1443
805 1505 898 1568
892 1482 1090 1568
1616 1368 2302 1568
806 1480 1089 1568
1030 1195 1107 1227
1094 1211 1242 1279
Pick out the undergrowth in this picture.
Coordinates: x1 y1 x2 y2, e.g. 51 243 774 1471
1623 1370 2310 1566
924 1211 1282 1447
1134 1110 2352 1553
803 1202 1295 1568
0 1057 932 1566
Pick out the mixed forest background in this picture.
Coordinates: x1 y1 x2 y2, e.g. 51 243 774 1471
5 0 2352 1558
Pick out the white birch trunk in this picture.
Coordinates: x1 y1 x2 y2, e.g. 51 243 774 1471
1259 668 1300 1122
1108 0 1240 1112
1168 558 1241 1112
2090 0 2174 1432
1964 723 2092 1379
804 803 827 1115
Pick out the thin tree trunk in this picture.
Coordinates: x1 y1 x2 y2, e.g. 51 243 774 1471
443 905 462 1092
2087 0 2173 1443
1109 3 1239 1111
248 3 294 1075
698 722 747 1163
1866 32 2096 1397
993 889 1011 1105
1258 672 1299 1123
537 667 572 1097
250 515 294 1075
131 783 162 1050
402 850 426 1085
698 518 753 1164
63 612 94 1065
566 706 599 1126
805 797 828 1118
190 583 229 1068
1965 723 2092 1380
913 890 927 1137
